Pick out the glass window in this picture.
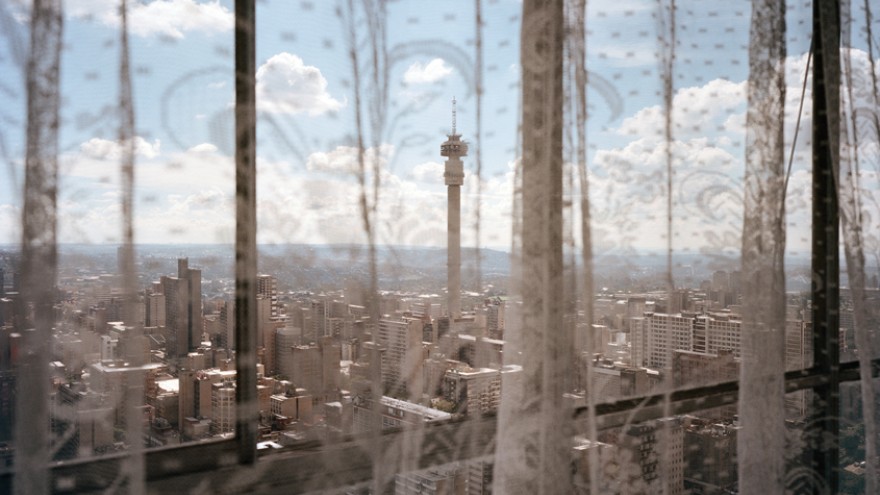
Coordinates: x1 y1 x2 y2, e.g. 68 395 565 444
1 0 878 493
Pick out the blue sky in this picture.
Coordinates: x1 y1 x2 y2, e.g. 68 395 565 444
0 1 877 258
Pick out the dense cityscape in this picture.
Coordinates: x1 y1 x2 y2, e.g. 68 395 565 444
0 241 872 493
0 111 876 493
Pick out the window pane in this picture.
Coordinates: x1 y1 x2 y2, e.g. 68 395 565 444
2 0 880 493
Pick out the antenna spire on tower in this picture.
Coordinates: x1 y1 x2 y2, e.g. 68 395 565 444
452 96 457 135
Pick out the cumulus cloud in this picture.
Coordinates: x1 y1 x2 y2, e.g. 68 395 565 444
68 0 233 39
188 143 218 153
306 144 393 175
80 137 161 160
46 135 517 247
256 53 343 116
616 78 746 140
411 161 445 183
582 50 880 253
404 59 453 84
590 77 750 252
64 136 231 194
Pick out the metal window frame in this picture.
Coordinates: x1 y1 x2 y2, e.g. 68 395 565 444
3 359 874 494
0 0 861 493
810 1 842 493
234 0 259 467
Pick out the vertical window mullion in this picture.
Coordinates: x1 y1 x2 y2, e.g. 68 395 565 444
811 0 841 492
234 0 258 465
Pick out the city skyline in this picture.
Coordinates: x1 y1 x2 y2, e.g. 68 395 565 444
2 2 871 256
2 242 866 492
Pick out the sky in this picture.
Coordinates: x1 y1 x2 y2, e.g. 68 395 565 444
0 0 878 259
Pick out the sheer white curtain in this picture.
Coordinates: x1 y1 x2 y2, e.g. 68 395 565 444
739 0 787 492
6 0 880 493
840 0 880 492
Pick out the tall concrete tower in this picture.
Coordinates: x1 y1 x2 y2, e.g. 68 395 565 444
441 98 467 320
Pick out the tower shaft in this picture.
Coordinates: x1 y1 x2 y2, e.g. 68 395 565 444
447 183 461 320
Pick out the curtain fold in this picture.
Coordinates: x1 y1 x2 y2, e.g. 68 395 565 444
494 0 572 493
839 0 880 490
738 0 788 492
9 1 880 493
14 1 62 494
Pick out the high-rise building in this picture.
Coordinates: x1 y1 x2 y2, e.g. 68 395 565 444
644 313 694 370
257 295 286 375
256 274 278 318
218 300 234 350
178 368 236 435
309 298 328 344
378 317 425 398
144 288 166 328
606 418 685 495
629 315 648 367
287 344 322 396
326 317 344 339
589 357 656 401
673 349 739 388
395 464 466 495
712 270 730 291
571 437 617 493
632 312 745 371
441 98 467 320
352 395 451 434
785 319 813 419
276 337 339 402
319 336 341 396
210 381 235 434
467 459 494 495
485 298 505 340
683 419 738 493
705 313 741 357
275 326 298 378
178 369 212 428
626 296 647 319
669 289 690 314
442 366 501 416
162 259 202 359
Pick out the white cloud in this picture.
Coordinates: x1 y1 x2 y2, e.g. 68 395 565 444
582 50 880 253
68 0 233 39
5 0 28 24
256 53 343 116
47 137 517 247
404 59 453 84
64 137 230 194
188 143 217 153
306 144 393 175
0 204 19 244
411 161 445 183
616 78 746 140
80 137 161 160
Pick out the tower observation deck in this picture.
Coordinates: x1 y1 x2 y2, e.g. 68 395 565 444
442 98 467 320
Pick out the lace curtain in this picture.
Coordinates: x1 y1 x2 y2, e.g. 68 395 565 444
2 0 879 493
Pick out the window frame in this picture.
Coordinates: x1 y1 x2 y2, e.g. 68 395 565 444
0 0 870 493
